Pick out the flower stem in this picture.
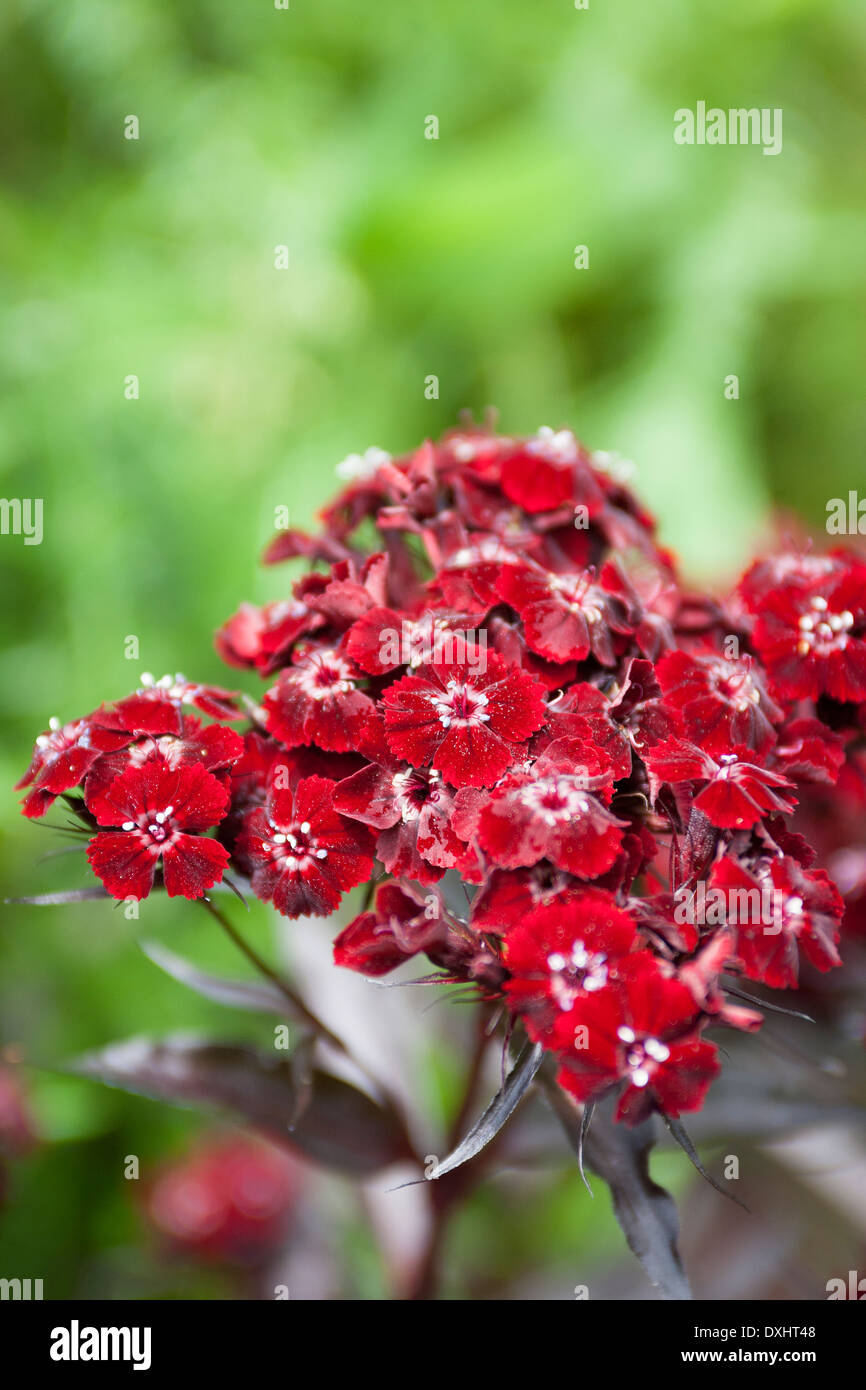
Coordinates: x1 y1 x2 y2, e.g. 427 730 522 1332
405 1006 495 1299
199 895 348 1056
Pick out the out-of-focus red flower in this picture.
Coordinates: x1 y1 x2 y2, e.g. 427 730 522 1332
741 550 866 703
655 648 782 755
0 1064 39 1160
145 1133 302 1265
709 853 844 989
644 738 797 829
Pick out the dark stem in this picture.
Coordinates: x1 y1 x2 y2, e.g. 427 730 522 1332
405 1006 495 1300
446 1006 495 1148
199 895 350 1058
200 893 418 1142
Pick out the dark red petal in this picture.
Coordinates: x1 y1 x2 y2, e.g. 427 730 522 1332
162 835 230 899
333 912 412 976
636 1040 720 1121
432 723 516 789
86 832 156 900
271 861 343 918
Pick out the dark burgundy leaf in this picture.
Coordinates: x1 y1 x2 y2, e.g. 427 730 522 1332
69 1036 411 1176
542 1072 692 1301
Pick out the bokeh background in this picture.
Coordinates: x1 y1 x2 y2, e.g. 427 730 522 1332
1 0 866 1298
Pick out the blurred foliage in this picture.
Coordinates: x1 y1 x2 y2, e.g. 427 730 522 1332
1 0 865 1297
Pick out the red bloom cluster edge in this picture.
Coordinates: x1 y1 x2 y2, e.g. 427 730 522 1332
17 426 866 1127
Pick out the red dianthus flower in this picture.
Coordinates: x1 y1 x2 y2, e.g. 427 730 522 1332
86 758 230 900
553 957 720 1125
235 775 375 918
741 551 866 704
382 648 547 788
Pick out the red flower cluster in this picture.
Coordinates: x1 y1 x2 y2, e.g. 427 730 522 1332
16 674 244 900
18 427 866 1127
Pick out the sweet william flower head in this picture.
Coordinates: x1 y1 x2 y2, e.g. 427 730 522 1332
475 748 626 879
654 647 782 756
332 756 462 884
503 889 639 1043
82 717 244 810
382 647 547 788
16 675 243 819
553 956 720 1126
86 757 231 900
235 775 375 918
644 737 797 829
263 645 378 753
333 882 444 976
469 864 584 934
496 559 639 666
108 673 241 733
16 426 865 1148
215 598 325 675
741 551 866 704
16 712 129 819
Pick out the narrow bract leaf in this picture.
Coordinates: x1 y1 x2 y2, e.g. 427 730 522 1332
140 940 290 1017
6 887 109 905
425 1041 543 1182
722 980 814 1023
577 1099 595 1196
662 1112 749 1212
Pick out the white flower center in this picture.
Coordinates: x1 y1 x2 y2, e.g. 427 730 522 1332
260 816 328 870
549 575 602 623
527 425 578 464
796 597 855 655
122 804 179 854
517 776 591 826
335 446 391 482
292 650 356 701
391 767 441 821
615 1028 670 1087
546 940 609 1010
708 659 761 712
429 682 490 730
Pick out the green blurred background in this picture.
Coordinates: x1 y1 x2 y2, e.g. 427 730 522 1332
1 0 865 1298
